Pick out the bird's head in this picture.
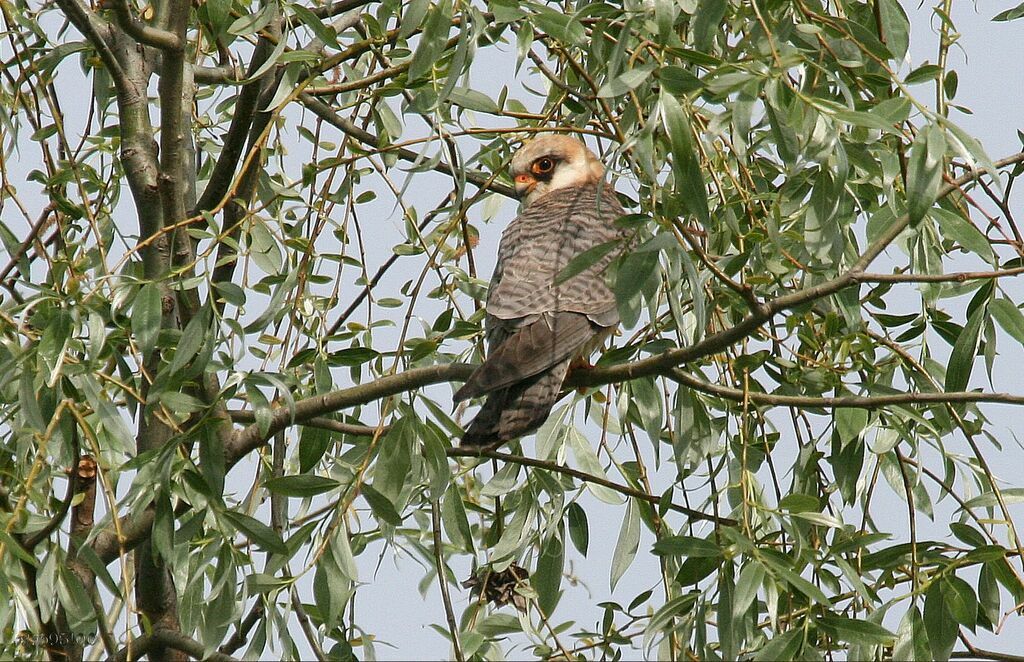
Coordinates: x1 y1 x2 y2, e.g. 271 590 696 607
510 135 605 205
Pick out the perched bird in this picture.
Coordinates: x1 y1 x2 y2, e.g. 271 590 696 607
454 135 628 448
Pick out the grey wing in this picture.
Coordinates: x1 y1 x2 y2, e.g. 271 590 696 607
454 311 596 402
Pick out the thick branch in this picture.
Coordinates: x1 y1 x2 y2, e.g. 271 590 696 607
110 630 240 662
109 0 182 50
228 364 476 461
572 151 1024 388
53 0 124 81
193 26 282 215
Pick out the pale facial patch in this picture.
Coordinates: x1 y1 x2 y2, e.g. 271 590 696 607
510 136 606 206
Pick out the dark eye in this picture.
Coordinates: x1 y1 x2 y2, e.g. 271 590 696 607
533 158 554 174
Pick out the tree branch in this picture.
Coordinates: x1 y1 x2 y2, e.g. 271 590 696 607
110 629 241 662
431 499 464 662
229 410 381 436
853 266 1024 283
193 24 282 215
667 368 1024 409
53 0 124 81
448 449 735 525
228 364 476 461
108 0 182 50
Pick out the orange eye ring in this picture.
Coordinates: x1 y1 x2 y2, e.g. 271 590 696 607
532 157 554 175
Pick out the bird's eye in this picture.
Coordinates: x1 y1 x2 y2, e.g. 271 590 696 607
533 158 555 174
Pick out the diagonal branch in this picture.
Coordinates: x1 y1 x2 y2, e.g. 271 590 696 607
109 0 182 50
667 369 1024 408
448 448 735 525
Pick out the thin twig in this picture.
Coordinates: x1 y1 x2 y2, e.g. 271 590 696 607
448 448 733 525
431 500 464 662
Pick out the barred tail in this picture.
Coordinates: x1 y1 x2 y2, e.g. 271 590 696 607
460 360 570 448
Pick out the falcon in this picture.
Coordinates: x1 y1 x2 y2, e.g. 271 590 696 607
455 135 628 448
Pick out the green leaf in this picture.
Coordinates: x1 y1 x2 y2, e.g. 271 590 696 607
905 63 943 85
533 7 585 45
615 249 659 328
490 496 532 563
692 0 726 52
330 522 359 580
566 502 589 556
993 1 1024 21
876 0 909 60
932 208 994 263
132 282 162 359
399 0 430 38
754 629 802 661
168 304 210 375
228 4 276 35
374 416 414 505
264 475 340 498
299 425 332 473
816 614 896 645
643 593 698 651
568 429 622 504
652 535 721 558
893 605 931 661
553 240 619 286
408 0 452 81
290 4 339 48
534 530 564 615
609 499 640 591
958 487 1024 514
597 63 656 98
442 485 474 553
361 484 404 525
152 491 175 561
925 581 958 660
327 346 380 366
658 65 702 95
249 219 284 275
835 407 869 446
222 511 288 555
978 563 1000 628
761 554 833 607
732 561 765 620
661 93 710 224
779 493 820 513
989 298 1024 344
906 124 946 225
945 301 986 392
448 87 499 113
941 575 978 630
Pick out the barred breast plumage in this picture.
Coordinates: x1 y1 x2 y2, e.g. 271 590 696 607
454 135 628 448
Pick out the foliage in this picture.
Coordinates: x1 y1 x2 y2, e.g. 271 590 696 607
1 0 1024 659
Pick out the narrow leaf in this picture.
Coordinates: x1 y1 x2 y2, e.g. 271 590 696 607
661 93 709 224
609 500 640 591
906 124 946 225
222 511 288 555
132 282 162 359
945 302 986 392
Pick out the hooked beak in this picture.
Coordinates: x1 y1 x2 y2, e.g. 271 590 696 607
514 173 537 199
